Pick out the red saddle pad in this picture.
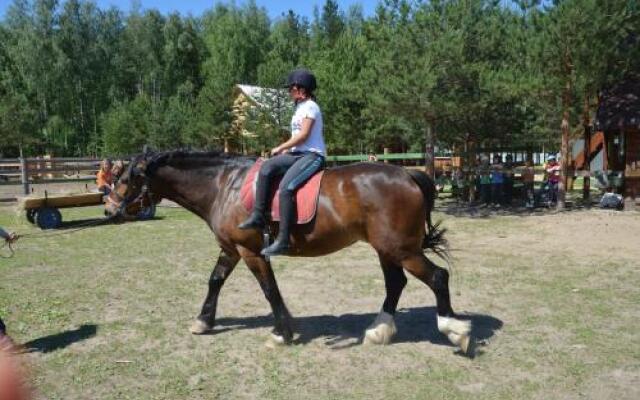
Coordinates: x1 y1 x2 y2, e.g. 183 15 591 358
240 159 324 224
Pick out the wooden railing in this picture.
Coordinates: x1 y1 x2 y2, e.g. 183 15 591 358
1 153 606 200
0 157 102 195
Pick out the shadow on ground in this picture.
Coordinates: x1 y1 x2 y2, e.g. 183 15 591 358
57 217 113 230
22 324 98 353
435 196 602 219
213 307 502 351
57 216 164 230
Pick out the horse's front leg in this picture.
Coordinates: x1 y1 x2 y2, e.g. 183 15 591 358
239 247 294 347
190 250 240 334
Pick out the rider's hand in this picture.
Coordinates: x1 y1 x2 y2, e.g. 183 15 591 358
270 146 284 156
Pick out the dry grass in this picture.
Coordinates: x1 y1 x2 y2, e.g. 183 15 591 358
0 202 639 399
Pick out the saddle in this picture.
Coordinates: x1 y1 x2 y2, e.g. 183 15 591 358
240 159 324 224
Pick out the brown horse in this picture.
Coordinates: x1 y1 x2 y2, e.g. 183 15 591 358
106 150 472 353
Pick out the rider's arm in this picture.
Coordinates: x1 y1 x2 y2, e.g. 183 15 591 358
273 117 315 155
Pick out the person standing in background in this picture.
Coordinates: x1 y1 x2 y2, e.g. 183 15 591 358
490 154 504 206
545 155 561 205
503 154 514 206
522 158 536 208
0 226 18 336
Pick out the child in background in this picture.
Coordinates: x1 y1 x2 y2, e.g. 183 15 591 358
111 160 125 182
96 159 113 195
522 159 535 208
490 154 504 206
545 155 561 205
479 157 492 205
503 154 514 205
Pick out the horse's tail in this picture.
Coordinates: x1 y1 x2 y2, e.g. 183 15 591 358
407 169 449 260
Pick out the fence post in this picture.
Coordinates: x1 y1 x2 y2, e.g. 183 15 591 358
383 148 389 164
20 157 29 195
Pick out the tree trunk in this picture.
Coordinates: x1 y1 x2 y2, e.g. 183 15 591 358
582 94 591 202
425 122 435 180
465 135 477 202
558 78 571 210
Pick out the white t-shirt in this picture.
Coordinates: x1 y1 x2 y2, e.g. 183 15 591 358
290 99 326 156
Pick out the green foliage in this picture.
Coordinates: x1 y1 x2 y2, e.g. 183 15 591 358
0 0 638 157
101 96 152 155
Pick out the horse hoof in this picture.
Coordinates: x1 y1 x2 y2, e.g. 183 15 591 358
189 319 211 335
264 333 287 349
363 329 390 345
459 334 473 356
363 311 396 345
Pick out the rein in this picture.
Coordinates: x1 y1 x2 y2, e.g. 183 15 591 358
0 241 16 259
0 215 116 259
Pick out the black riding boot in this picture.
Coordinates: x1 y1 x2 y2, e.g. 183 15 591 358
238 211 265 230
238 167 272 230
261 189 295 256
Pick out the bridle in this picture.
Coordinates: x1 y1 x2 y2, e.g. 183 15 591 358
107 166 152 218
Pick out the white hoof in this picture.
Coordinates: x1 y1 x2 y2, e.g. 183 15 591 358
363 311 397 345
437 315 472 352
189 319 211 335
265 333 286 349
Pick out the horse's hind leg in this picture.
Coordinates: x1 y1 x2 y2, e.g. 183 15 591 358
364 254 407 345
240 249 294 347
400 254 472 354
190 250 240 334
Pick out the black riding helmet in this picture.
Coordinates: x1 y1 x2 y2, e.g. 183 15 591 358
285 69 317 93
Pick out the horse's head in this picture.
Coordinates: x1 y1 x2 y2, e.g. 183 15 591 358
105 154 152 218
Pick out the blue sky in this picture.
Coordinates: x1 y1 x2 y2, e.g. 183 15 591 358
0 0 380 20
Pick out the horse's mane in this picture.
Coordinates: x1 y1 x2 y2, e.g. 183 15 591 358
145 149 256 174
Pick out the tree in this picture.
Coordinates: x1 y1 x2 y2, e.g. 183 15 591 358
196 2 271 151
258 11 309 87
536 0 640 208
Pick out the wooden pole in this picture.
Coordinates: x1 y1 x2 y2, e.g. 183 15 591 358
558 71 572 210
425 122 435 179
19 146 29 195
465 135 476 202
582 94 591 202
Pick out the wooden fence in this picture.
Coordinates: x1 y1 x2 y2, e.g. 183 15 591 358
0 157 102 196
1 152 580 202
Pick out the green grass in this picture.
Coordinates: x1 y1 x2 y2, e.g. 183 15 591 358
1 204 639 399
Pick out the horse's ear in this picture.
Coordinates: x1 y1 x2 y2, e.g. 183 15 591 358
132 156 149 177
142 145 152 155
132 166 146 177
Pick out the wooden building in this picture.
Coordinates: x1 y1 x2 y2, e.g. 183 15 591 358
230 84 290 153
595 75 640 202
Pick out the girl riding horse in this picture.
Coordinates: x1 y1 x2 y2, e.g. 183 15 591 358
239 69 326 257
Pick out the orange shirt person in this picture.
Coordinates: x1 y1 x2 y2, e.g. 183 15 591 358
96 159 113 194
